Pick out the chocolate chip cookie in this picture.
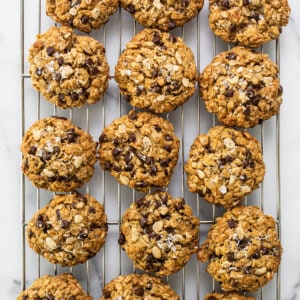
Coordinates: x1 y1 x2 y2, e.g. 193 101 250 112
98 111 180 192
100 273 179 299
118 191 200 276
46 0 119 33
198 206 282 292
20 116 97 192
28 26 109 108
26 191 107 267
185 126 265 208
17 273 92 300
209 0 290 48
115 29 197 113
120 0 204 31
199 47 283 128
205 292 255 300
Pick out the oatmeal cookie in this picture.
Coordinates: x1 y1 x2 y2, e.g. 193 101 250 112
46 0 119 33
205 292 255 300
121 0 203 31
98 110 180 192
115 29 197 113
28 26 109 108
17 273 92 300
198 206 282 292
20 116 97 192
209 0 290 48
199 47 283 128
118 191 200 276
100 273 179 299
185 126 265 208
26 191 107 266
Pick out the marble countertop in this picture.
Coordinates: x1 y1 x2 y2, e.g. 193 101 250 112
1 1 300 299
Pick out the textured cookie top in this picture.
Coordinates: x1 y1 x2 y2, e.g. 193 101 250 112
185 126 265 208
121 0 203 31
28 26 109 108
98 111 180 192
17 273 92 300
198 206 282 292
199 47 282 128
209 0 290 48
46 0 119 33
27 192 107 267
115 29 197 113
20 116 97 192
118 191 200 276
100 273 179 299
205 292 255 300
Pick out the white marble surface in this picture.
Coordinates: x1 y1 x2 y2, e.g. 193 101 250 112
1 1 300 299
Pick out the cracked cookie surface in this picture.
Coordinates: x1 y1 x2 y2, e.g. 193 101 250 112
100 273 179 299
118 191 200 276
115 29 197 113
205 292 255 300
209 0 290 48
28 26 109 108
17 273 92 300
27 192 107 267
46 0 119 33
20 116 97 192
198 206 282 292
199 47 282 128
120 0 203 31
98 111 180 192
185 126 265 208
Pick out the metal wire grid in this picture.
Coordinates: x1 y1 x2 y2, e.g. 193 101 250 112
20 0 282 299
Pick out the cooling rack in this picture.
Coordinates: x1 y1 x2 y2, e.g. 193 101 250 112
20 0 282 299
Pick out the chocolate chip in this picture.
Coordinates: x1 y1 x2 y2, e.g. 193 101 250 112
251 95 260 105
134 287 144 296
146 157 154 165
146 281 153 290
207 297 217 300
150 84 162 93
128 133 136 142
55 73 62 82
240 174 247 181
160 44 167 51
124 152 132 163
35 68 42 76
227 252 235 262
112 148 121 155
71 93 79 101
251 12 260 21
182 0 189 7
90 67 99 76
99 133 107 143
125 164 133 172
244 107 251 115
69 296 76 300
150 166 157 175
58 93 65 102
78 232 88 240
238 238 249 250
168 21 176 30
163 145 172 152
154 125 161 132
47 295 55 300
86 58 93 67
225 155 233 163
61 220 70 229
136 198 144 207
81 15 89 24
152 68 160 78
229 24 236 32
152 32 161 44
56 209 61 219
160 158 170 167
164 134 173 141
46 46 55 56
252 252 260 259
128 111 137 120
103 290 111 298
104 161 112 170
175 202 184 211
228 219 237 228
226 52 236 60
135 181 148 188
29 146 37 155
57 56 64 66
28 230 34 238
124 95 132 102
169 34 177 43
136 86 143 96
22 295 28 300
278 85 283 96
261 247 269 255
225 89 234 97
113 165 121 172
221 0 230 8
243 0 249 4
126 4 135 13
118 233 126 245
140 217 148 228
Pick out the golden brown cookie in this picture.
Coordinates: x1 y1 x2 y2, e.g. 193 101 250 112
120 0 203 31
100 273 179 299
118 191 200 276
27 191 107 267
199 47 283 128
98 110 180 192
20 116 97 192
209 0 290 48
17 273 92 300
46 0 119 33
185 126 265 208
115 29 197 113
28 26 109 108
198 206 282 292
205 292 255 300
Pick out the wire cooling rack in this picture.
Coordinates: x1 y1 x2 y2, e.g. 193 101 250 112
20 0 282 299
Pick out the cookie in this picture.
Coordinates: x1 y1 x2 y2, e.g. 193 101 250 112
28 26 109 108
17 273 92 300
100 273 179 299
121 0 203 31
185 126 265 208
20 116 97 192
209 0 290 48
205 292 255 300
199 46 283 128
46 0 119 33
115 29 197 113
98 110 180 192
198 206 282 292
118 191 200 276
26 191 107 266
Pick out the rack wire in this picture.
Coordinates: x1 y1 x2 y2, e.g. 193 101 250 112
20 0 282 299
